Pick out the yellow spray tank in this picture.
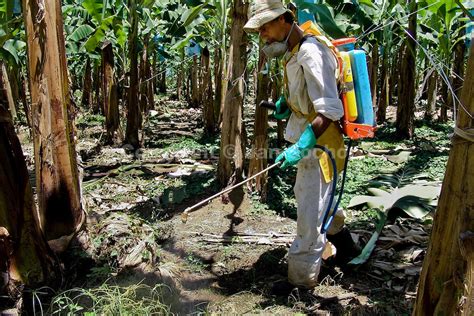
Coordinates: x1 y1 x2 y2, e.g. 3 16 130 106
332 38 358 123
339 51 358 122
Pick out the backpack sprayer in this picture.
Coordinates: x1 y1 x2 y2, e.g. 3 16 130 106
316 35 377 233
181 24 376 229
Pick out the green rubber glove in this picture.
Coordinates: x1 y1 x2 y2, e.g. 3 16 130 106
273 95 291 120
276 124 317 169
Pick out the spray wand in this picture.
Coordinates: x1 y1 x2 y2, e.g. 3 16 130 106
181 161 281 223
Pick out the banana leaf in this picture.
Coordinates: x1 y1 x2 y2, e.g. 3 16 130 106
68 25 95 42
294 0 346 38
2 38 25 66
348 183 440 219
347 179 440 265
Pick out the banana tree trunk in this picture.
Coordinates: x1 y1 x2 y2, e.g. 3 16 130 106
389 47 400 110
413 44 474 316
248 48 270 201
152 50 158 95
0 105 58 306
439 80 449 123
8 66 20 110
0 62 16 120
20 73 31 129
147 49 155 109
219 51 230 127
369 43 379 109
202 47 215 134
395 0 417 139
448 39 466 120
214 48 223 124
424 69 438 121
198 56 203 107
81 58 92 108
24 0 85 252
191 55 199 107
159 62 166 94
92 61 101 114
185 69 191 103
101 41 119 144
218 1 229 128
153 55 158 94
176 61 183 101
270 61 285 146
125 0 140 149
377 50 389 124
140 35 149 113
218 0 248 186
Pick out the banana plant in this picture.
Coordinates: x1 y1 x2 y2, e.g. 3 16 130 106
61 0 128 102
0 0 26 121
0 0 24 66
162 0 231 123
415 0 472 121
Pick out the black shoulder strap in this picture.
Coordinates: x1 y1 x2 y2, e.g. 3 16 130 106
299 34 315 48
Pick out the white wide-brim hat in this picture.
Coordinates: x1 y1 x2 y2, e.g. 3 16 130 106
244 0 292 33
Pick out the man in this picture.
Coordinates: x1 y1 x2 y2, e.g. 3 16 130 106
244 0 360 289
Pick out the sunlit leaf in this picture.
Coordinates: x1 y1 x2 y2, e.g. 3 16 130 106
294 0 346 38
82 0 103 24
84 28 105 52
68 24 95 42
3 38 25 65
181 4 206 29
114 24 128 48
170 33 194 51
357 0 377 10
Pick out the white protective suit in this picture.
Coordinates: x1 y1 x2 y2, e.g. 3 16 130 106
284 36 346 288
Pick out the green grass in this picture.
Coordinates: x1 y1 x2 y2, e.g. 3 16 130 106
340 156 396 208
76 113 105 128
49 283 170 315
424 155 449 181
248 193 277 217
266 169 298 218
185 254 209 273
141 172 216 207
164 137 206 152
86 265 117 284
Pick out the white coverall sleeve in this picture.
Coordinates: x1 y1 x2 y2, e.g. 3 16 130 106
297 40 344 121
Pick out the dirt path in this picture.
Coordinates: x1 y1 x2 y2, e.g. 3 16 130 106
156 187 297 314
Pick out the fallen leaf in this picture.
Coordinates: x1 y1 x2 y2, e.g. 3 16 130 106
411 249 424 262
168 168 192 178
257 237 272 245
386 151 411 163
355 295 369 305
405 265 422 276
386 224 404 235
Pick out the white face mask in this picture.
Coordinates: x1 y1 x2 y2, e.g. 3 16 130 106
262 23 295 59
